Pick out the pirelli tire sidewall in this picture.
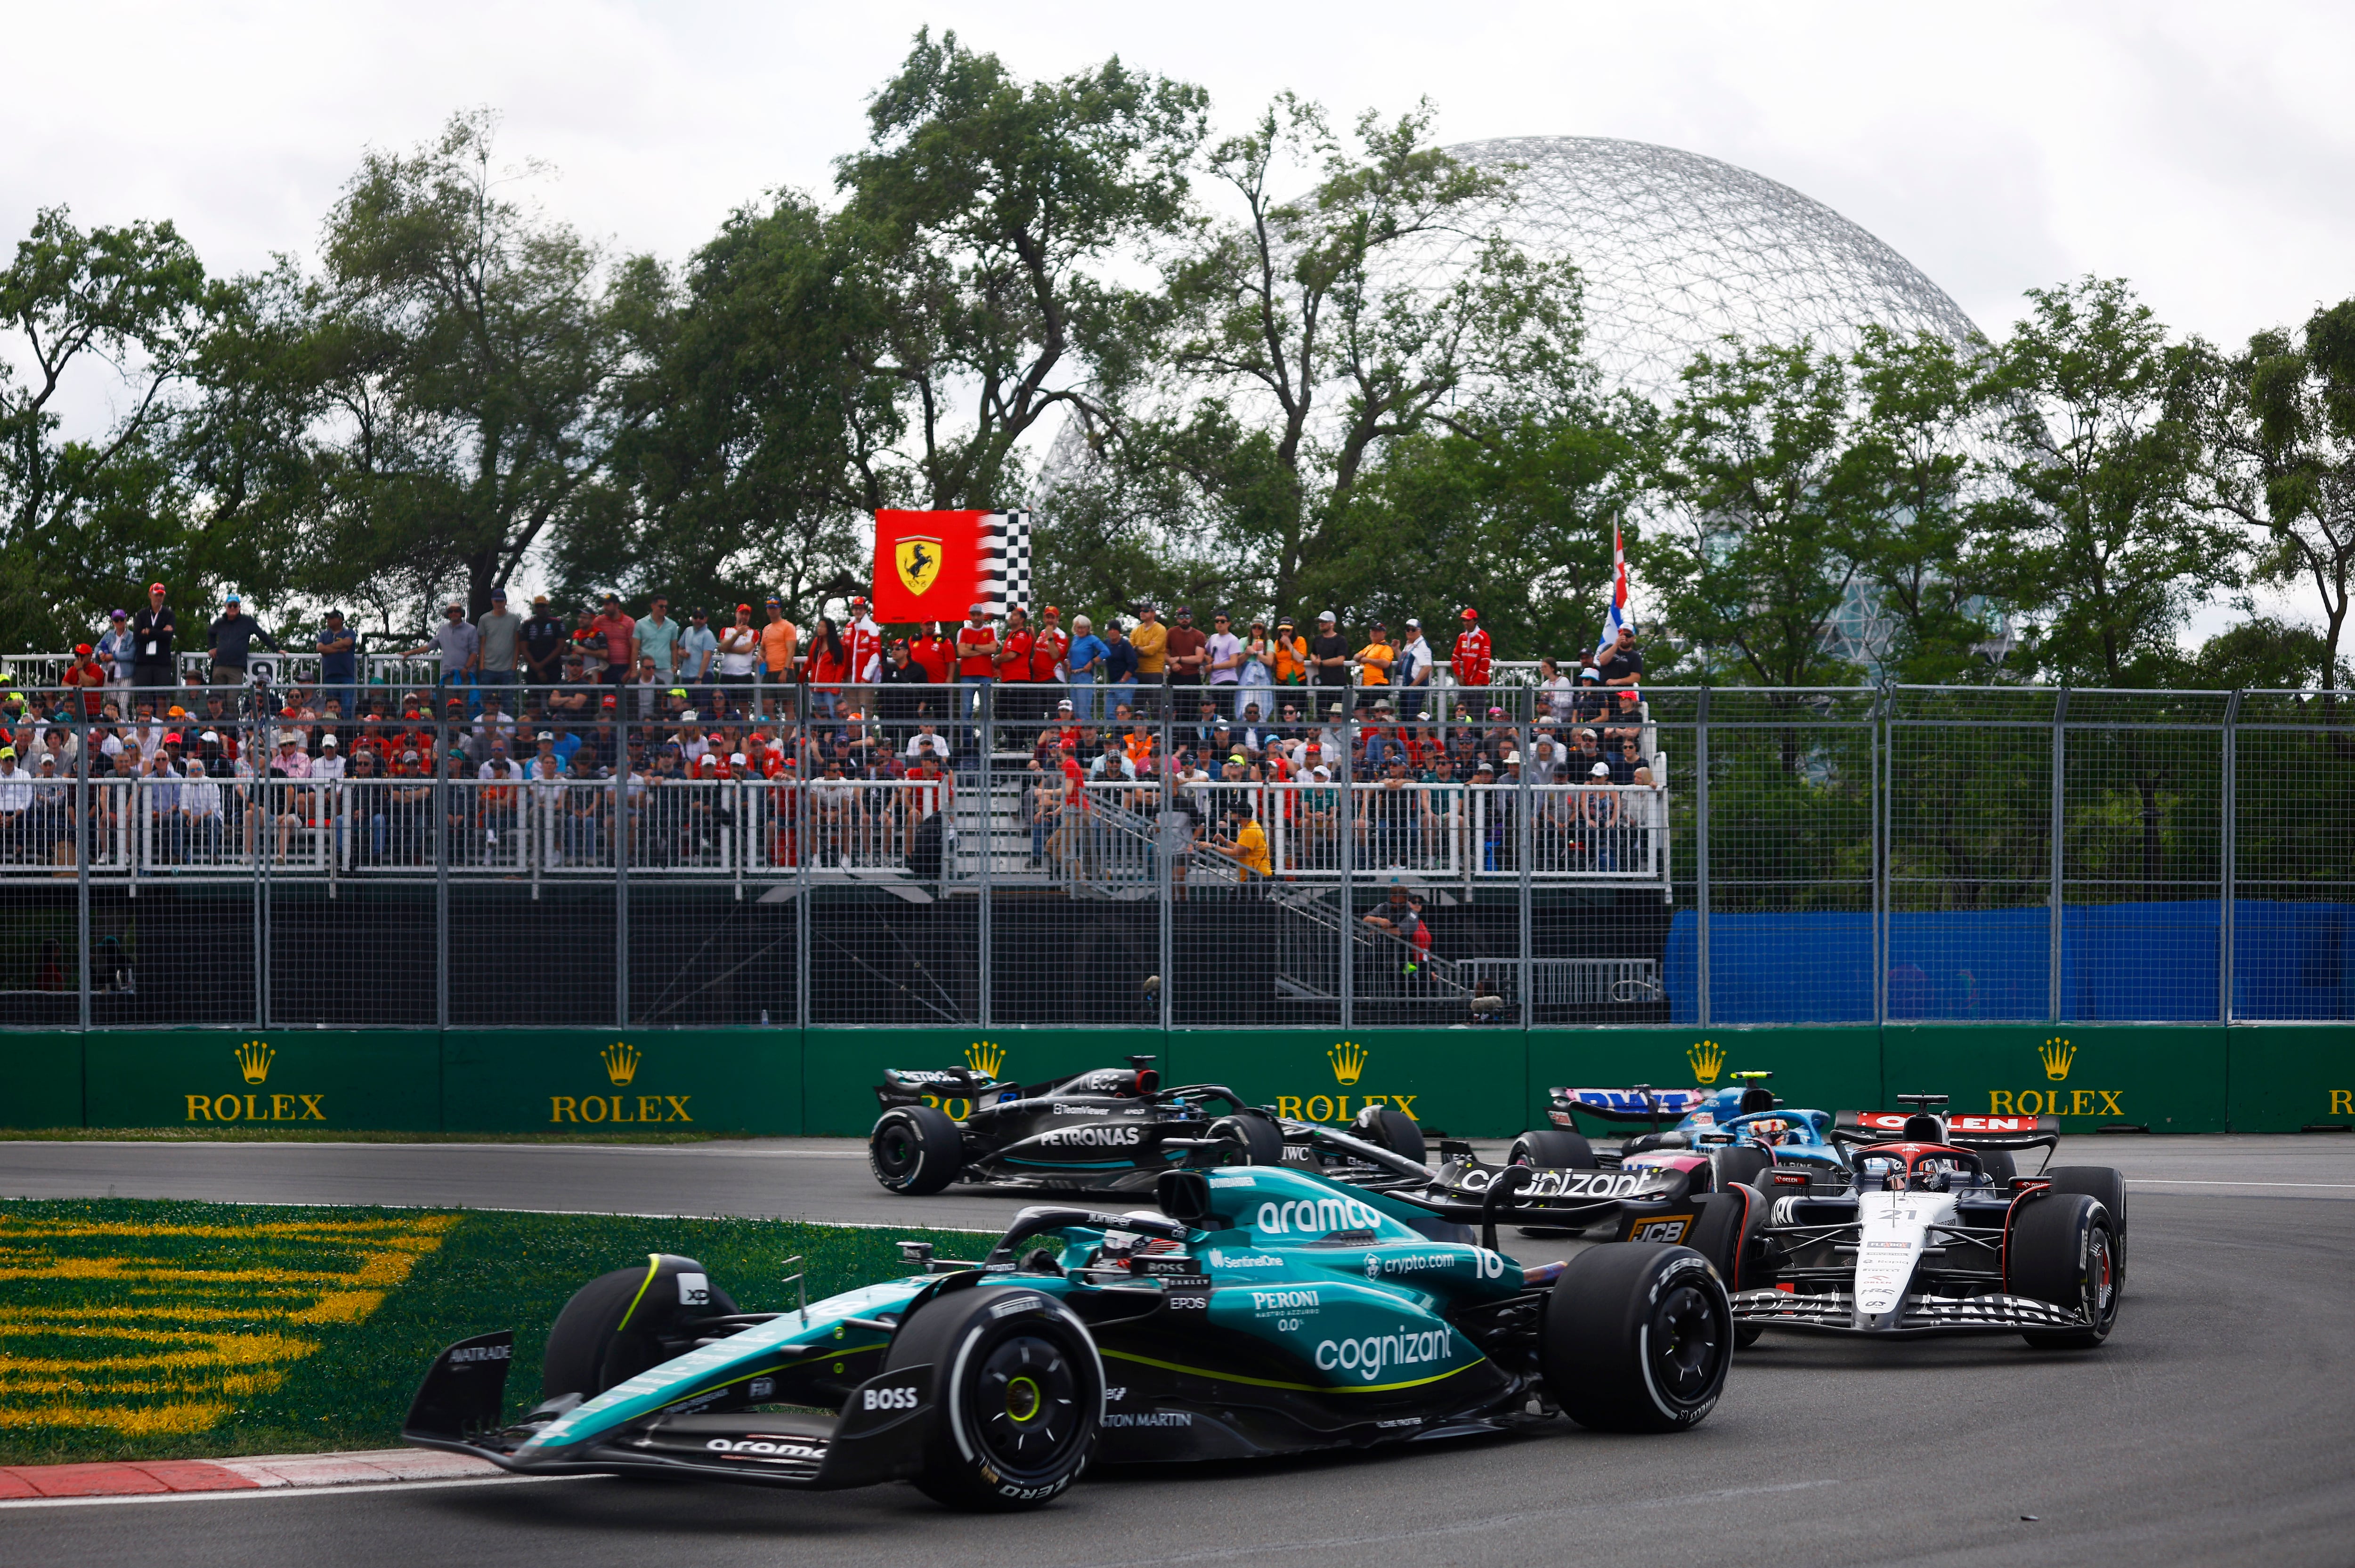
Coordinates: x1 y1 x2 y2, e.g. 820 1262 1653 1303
1542 1243 1732 1434
884 1286 1103 1511
871 1103 964 1195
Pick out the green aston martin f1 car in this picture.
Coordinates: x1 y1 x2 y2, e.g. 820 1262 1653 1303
403 1161 1736 1511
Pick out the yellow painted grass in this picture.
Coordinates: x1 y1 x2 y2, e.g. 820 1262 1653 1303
0 1213 460 1434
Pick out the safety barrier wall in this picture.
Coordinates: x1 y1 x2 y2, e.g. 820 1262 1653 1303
8 1023 2351 1138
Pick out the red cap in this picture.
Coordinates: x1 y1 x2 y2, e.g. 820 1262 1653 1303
737 603 753 615
1042 605 1060 616
1460 607 1478 620
74 643 92 656
149 582 166 594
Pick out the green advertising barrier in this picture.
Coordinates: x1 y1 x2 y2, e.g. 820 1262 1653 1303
1524 1026 1884 1133
802 1027 1140 1136
84 1029 441 1130
2 1031 83 1129
441 1029 800 1135
1167 1028 1525 1139
2226 1025 2355 1133
1881 1023 2227 1133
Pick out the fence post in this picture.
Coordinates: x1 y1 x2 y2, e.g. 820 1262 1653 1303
796 753 811 1030
435 711 450 1032
1695 687 1711 1028
1339 705 1354 1032
1517 715 1533 1030
254 689 269 1029
2220 688 2241 1024
1873 686 1887 1027
1159 700 1173 1032
2048 686 2069 1024
978 687 992 1028
76 703 90 1032
614 731 629 1029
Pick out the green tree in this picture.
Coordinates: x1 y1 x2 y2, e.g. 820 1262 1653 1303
1650 339 1867 690
1838 324 1999 682
0 207 215 647
836 29 1207 512
1333 402 1648 661
1140 97 1592 620
1975 277 2241 686
582 192 896 619
298 109 668 628
2190 299 2355 692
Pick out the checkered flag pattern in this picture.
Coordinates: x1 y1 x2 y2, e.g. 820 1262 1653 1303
976 511 1031 615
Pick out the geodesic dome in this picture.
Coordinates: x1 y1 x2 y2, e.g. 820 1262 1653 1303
1035 134 1981 491
1437 136 1981 404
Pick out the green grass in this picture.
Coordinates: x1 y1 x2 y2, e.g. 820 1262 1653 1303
0 1197 983 1468
0 1128 755 1145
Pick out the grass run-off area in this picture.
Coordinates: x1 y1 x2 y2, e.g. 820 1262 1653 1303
0 1197 982 1468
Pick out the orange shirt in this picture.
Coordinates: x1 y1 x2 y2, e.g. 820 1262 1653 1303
759 619 798 675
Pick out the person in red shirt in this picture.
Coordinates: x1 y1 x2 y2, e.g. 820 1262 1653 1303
910 622 954 684
63 644 110 717
1451 607 1493 697
844 596 884 716
1032 606 1070 681
996 606 1037 727
806 616 850 719
955 604 999 752
591 594 636 688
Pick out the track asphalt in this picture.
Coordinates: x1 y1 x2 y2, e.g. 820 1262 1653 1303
5 1132 2352 1566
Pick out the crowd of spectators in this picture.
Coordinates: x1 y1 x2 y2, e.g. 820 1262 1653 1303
0 586 1660 882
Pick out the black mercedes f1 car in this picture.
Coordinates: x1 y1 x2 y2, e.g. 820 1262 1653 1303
868 1055 1429 1197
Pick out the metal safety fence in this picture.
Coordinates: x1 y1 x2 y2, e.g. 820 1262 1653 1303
0 682 2348 1029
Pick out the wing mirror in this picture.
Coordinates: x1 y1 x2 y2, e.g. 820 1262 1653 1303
1156 1170 1213 1226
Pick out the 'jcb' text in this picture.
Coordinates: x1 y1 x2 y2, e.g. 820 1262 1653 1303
550 1095 694 1123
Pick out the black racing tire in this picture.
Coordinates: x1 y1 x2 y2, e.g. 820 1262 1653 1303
1689 1182 1767 1296
2009 1193 2121 1350
1210 1110 1285 1166
1977 1148 2019 1185
885 1286 1102 1511
1354 1104 1427 1165
2040 1166 2127 1286
1509 1129 1598 1169
542 1257 739 1402
1542 1244 1730 1433
1710 1145 1771 1194
871 1105 964 1195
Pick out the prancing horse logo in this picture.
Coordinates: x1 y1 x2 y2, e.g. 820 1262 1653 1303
896 536 942 598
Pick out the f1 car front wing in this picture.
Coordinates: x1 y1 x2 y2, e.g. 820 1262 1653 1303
1729 1287 2092 1337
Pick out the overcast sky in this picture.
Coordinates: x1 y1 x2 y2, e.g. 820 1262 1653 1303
8 0 2347 634
10 0 2349 347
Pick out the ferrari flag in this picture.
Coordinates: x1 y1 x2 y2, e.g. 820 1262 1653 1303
871 509 1031 623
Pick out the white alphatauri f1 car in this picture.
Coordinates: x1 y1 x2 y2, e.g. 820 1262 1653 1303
1723 1096 2126 1349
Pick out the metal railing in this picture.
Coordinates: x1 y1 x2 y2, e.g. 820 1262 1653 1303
2 679 2349 1029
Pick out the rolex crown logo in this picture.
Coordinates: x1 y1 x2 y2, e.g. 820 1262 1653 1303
2039 1037 2075 1082
1328 1040 1368 1087
965 1040 1006 1080
233 1041 275 1085
601 1041 641 1087
1687 1039 1724 1086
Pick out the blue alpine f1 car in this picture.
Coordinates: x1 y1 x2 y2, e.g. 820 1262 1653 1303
403 1156 1738 1511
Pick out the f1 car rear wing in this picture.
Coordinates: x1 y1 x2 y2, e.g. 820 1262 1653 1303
1833 1108 2060 1152
1549 1086 1714 1127
875 1067 1007 1108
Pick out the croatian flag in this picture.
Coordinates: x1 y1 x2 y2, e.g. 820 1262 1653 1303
1592 523 1635 665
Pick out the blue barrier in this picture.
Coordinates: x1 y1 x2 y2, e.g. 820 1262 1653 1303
1666 900 2352 1023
